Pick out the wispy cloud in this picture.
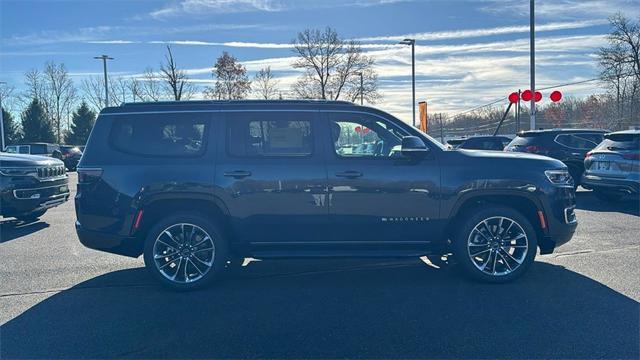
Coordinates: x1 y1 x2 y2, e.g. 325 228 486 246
480 0 640 20
149 0 409 18
357 20 606 42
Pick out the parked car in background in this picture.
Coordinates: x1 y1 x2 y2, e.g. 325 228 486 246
4 143 63 161
60 145 83 171
75 100 577 290
504 129 607 187
0 153 70 221
447 136 512 151
582 130 640 201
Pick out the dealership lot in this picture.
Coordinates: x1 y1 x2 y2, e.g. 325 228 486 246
1 173 638 358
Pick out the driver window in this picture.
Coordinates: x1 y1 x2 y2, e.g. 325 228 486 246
330 115 404 158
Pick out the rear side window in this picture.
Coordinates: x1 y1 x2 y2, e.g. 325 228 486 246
596 133 640 151
110 116 207 157
227 114 313 157
555 134 600 150
30 144 47 154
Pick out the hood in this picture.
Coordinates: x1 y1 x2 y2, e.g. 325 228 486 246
455 149 566 168
0 152 64 167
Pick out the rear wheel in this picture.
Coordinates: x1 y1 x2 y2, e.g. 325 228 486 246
452 205 537 283
593 188 624 202
143 213 228 291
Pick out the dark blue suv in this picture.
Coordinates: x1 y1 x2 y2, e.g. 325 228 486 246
75 100 577 290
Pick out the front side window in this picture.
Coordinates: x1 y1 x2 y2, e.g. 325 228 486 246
110 116 206 156
330 114 406 158
227 115 313 157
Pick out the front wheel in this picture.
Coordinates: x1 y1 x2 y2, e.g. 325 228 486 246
143 213 228 291
452 205 537 283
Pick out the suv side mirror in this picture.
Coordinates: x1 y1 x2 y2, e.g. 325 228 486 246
401 136 429 157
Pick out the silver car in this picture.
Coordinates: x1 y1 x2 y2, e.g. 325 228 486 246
582 130 640 201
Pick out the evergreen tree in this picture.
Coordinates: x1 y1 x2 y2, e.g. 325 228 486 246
65 102 96 145
2 108 21 145
21 99 55 143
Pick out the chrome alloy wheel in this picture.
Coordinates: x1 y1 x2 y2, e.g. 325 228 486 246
153 223 215 284
467 216 528 276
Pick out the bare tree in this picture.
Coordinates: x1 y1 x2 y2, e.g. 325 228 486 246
43 62 77 143
140 67 163 101
22 69 48 109
127 78 144 102
292 27 379 103
598 14 640 122
205 52 251 100
252 66 279 99
0 82 16 112
81 76 106 112
159 46 195 101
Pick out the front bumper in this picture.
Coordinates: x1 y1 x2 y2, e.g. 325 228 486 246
1 179 70 217
76 222 142 257
537 185 578 254
581 174 640 194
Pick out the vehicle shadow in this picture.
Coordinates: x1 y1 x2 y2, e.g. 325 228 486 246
1 259 638 359
575 190 640 216
0 219 50 243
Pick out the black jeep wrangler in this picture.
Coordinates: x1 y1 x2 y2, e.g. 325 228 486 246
1 153 70 221
75 100 577 290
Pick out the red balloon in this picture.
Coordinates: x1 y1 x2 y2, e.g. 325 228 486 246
534 91 542 102
355 126 361 133
550 90 562 102
508 92 520 103
521 90 533 101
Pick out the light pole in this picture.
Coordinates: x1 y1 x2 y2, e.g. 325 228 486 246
94 55 114 108
355 72 364 105
399 38 416 127
0 81 6 151
529 0 536 130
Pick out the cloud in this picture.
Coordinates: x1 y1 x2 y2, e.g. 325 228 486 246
85 40 139 44
148 0 409 18
356 20 606 42
480 0 640 20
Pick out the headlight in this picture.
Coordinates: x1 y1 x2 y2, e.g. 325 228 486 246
0 167 38 177
545 169 573 185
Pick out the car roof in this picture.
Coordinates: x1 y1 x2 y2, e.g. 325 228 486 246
517 128 608 136
607 129 640 135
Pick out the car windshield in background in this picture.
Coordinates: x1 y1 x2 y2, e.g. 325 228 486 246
599 133 640 151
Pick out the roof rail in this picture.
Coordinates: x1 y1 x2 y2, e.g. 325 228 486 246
120 99 355 107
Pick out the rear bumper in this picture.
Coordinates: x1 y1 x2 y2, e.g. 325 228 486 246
581 174 639 194
76 222 142 257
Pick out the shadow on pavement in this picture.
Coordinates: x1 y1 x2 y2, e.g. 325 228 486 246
1 259 638 359
575 191 640 217
0 219 50 243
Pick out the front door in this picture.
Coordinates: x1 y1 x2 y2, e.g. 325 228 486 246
215 110 329 246
325 111 441 245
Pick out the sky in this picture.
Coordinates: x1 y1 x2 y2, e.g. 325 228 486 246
1 0 639 123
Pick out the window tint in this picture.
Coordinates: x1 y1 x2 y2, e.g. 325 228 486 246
30 144 47 154
331 114 406 158
227 116 312 157
555 134 599 150
110 117 206 156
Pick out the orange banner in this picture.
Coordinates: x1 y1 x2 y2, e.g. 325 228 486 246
418 101 428 133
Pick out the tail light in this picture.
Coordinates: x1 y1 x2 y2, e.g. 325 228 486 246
77 167 103 183
585 151 592 158
525 145 546 153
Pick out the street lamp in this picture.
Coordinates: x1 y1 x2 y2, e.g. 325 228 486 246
355 72 364 105
93 55 114 108
399 38 416 127
0 81 5 151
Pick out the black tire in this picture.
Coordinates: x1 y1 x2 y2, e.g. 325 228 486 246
15 209 47 222
143 212 228 291
452 205 537 283
593 188 624 202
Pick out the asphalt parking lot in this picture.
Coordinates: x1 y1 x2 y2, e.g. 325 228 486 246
1 172 639 359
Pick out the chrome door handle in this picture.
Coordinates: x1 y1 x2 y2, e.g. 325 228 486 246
223 170 252 179
335 171 363 178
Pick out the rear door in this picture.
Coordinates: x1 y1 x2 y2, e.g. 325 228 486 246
215 110 329 245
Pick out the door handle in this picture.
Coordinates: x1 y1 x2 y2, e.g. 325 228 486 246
223 170 252 179
335 171 363 179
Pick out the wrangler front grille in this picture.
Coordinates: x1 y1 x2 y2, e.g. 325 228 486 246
37 165 66 179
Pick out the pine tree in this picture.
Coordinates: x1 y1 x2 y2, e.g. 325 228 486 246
2 108 21 145
65 102 96 145
21 99 56 143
